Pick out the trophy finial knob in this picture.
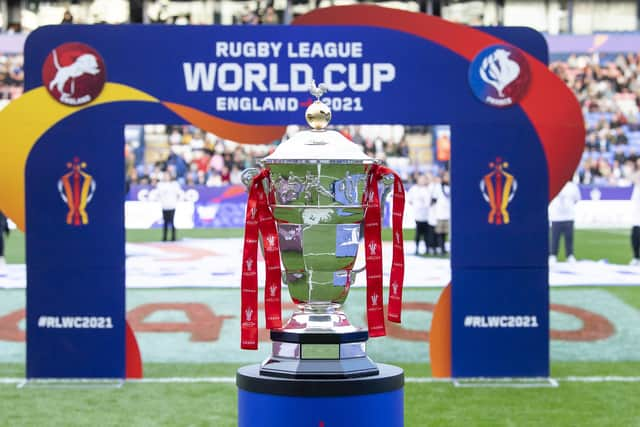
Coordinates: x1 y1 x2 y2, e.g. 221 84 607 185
306 80 331 130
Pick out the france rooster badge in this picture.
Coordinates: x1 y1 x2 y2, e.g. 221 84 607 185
468 44 530 108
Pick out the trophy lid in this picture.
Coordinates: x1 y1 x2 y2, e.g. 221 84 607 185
262 81 374 164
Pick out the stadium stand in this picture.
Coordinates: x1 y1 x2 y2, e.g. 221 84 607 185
550 52 640 186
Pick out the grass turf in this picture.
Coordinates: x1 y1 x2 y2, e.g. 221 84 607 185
3 228 637 265
1 285 638 426
2 282 640 427
2 229 639 426
0 362 639 426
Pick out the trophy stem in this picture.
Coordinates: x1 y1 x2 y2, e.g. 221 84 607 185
299 302 341 314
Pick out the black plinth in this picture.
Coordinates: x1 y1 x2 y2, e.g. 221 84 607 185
270 329 369 344
238 363 404 396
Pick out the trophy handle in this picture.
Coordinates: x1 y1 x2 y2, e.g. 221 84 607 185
241 167 260 188
352 265 366 274
241 167 271 204
380 174 395 202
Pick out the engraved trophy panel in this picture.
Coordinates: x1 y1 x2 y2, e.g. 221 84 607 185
268 162 368 305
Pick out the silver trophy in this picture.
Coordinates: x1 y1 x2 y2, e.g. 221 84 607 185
243 82 388 378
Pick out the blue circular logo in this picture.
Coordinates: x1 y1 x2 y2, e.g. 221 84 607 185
468 45 530 108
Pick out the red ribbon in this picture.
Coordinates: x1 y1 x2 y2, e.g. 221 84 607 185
241 170 282 350
363 164 406 337
383 166 406 323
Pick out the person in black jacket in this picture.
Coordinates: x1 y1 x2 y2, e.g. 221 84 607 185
0 211 9 275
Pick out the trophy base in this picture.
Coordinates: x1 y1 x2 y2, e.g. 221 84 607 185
260 329 379 379
260 306 379 379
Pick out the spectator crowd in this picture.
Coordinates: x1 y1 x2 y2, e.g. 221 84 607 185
0 53 23 102
126 126 264 188
125 124 415 188
236 5 280 25
551 52 640 186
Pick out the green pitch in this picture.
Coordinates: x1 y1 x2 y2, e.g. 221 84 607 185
0 288 637 427
2 228 636 265
0 362 639 426
1 228 639 426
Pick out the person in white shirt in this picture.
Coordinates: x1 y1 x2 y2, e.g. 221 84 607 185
548 180 581 263
630 175 640 265
432 171 451 255
426 177 439 255
155 172 183 242
407 174 433 255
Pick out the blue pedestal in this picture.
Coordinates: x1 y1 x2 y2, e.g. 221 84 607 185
237 364 404 427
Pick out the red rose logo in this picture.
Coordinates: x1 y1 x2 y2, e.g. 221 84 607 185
42 42 106 106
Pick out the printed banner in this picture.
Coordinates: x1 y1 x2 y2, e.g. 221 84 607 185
126 184 248 228
24 25 549 126
125 184 633 229
10 8 584 379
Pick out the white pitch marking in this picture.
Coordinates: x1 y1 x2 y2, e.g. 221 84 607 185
452 378 559 388
1 376 640 386
127 377 236 384
412 376 640 383
561 376 640 383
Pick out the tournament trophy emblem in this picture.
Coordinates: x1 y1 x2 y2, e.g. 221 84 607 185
238 81 406 379
480 157 517 225
58 156 96 226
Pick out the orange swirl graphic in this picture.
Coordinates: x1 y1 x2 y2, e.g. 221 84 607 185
162 102 285 145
